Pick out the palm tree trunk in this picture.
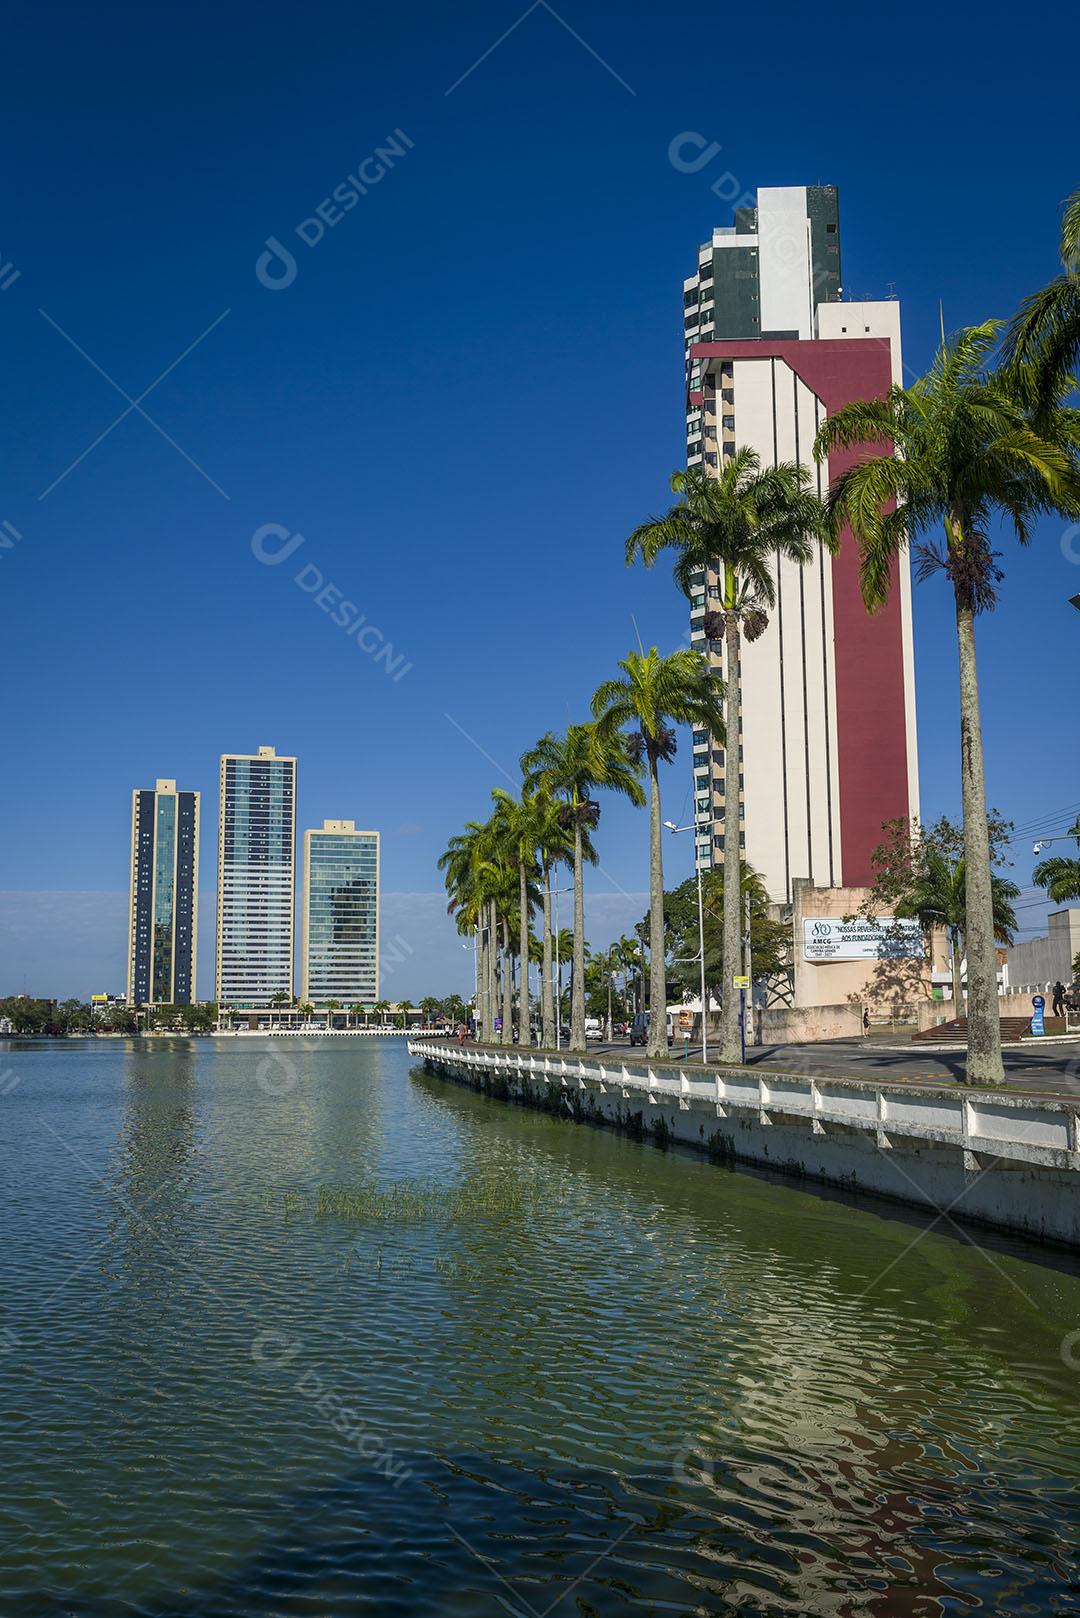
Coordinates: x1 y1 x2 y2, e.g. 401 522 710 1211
950 925 963 1017
541 860 554 1047
476 923 486 1042
719 606 743 1064
501 918 514 1045
570 818 586 1051
646 754 668 1061
518 858 530 1045
486 901 498 1045
954 593 1003 1085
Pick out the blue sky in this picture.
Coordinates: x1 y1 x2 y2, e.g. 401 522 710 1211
1 1 1077 1000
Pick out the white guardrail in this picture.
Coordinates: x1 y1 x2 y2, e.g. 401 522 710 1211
408 1041 1080 1175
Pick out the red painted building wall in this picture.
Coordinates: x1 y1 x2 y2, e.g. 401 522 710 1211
693 338 912 888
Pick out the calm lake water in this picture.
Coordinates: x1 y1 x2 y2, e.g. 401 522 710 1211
1 1036 1079 1616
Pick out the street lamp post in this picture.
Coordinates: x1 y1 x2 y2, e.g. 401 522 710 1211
663 818 708 1063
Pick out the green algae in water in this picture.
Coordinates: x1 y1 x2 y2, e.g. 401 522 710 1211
314 1175 531 1225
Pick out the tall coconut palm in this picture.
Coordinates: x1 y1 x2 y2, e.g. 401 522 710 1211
438 824 486 1033
439 817 511 1045
894 847 1020 1011
1033 817 1080 903
526 788 593 1049
522 724 643 1051
551 926 574 1036
592 648 726 1061
616 932 645 1014
492 787 548 1045
627 455 830 1062
814 322 1080 1086
1005 186 1080 399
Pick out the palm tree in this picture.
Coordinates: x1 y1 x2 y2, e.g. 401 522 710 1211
523 785 596 1049
894 846 1020 1011
348 1002 364 1028
522 724 643 1051
439 819 508 1045
814 323 1080 1086
1033 817 1080 903
491 788 544 1045
593 944 621 1038
1005 186 1080 399
627 455 828 1062
398 998 414 1030
551 926 574 1037
592 648 726 1061
373 999 391 1027
616 932 644 1015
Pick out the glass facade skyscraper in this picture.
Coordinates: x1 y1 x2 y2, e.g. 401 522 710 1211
216 746 297 1008
127 779 199 1005
301 820 379 1006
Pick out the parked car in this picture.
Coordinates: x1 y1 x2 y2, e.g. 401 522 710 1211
628 1011 675 1047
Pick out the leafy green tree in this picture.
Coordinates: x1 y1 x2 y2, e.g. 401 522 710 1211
865 817 1019 1010
592 648 726 1061
658 863 788 1011
297 1001 315 1018
1033 816 1080 903
522 724 643 1051
627 454 828 1061
814 324 1080 1085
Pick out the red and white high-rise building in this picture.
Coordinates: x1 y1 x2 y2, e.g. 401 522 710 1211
684 184 919 903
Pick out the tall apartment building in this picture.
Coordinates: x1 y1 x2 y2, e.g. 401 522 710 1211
683 184 918 903
301 820 380 1005
127 779 199 1005
216 746 297 1008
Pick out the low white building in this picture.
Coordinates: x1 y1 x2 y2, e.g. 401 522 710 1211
1004 909 1080 993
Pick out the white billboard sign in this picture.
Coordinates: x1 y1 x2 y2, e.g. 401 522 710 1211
803 917 923 963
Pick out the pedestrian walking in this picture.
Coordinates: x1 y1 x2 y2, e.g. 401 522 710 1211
1052 981 1067 1018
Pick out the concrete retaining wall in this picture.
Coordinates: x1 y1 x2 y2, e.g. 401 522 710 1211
409 1041 1080 1249
758 1002 862 1043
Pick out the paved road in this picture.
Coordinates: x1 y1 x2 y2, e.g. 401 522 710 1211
576 1035 1080 1098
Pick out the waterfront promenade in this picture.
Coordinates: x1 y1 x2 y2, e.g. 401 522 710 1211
579 1033 1080 1098
411 1037 1080 1247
